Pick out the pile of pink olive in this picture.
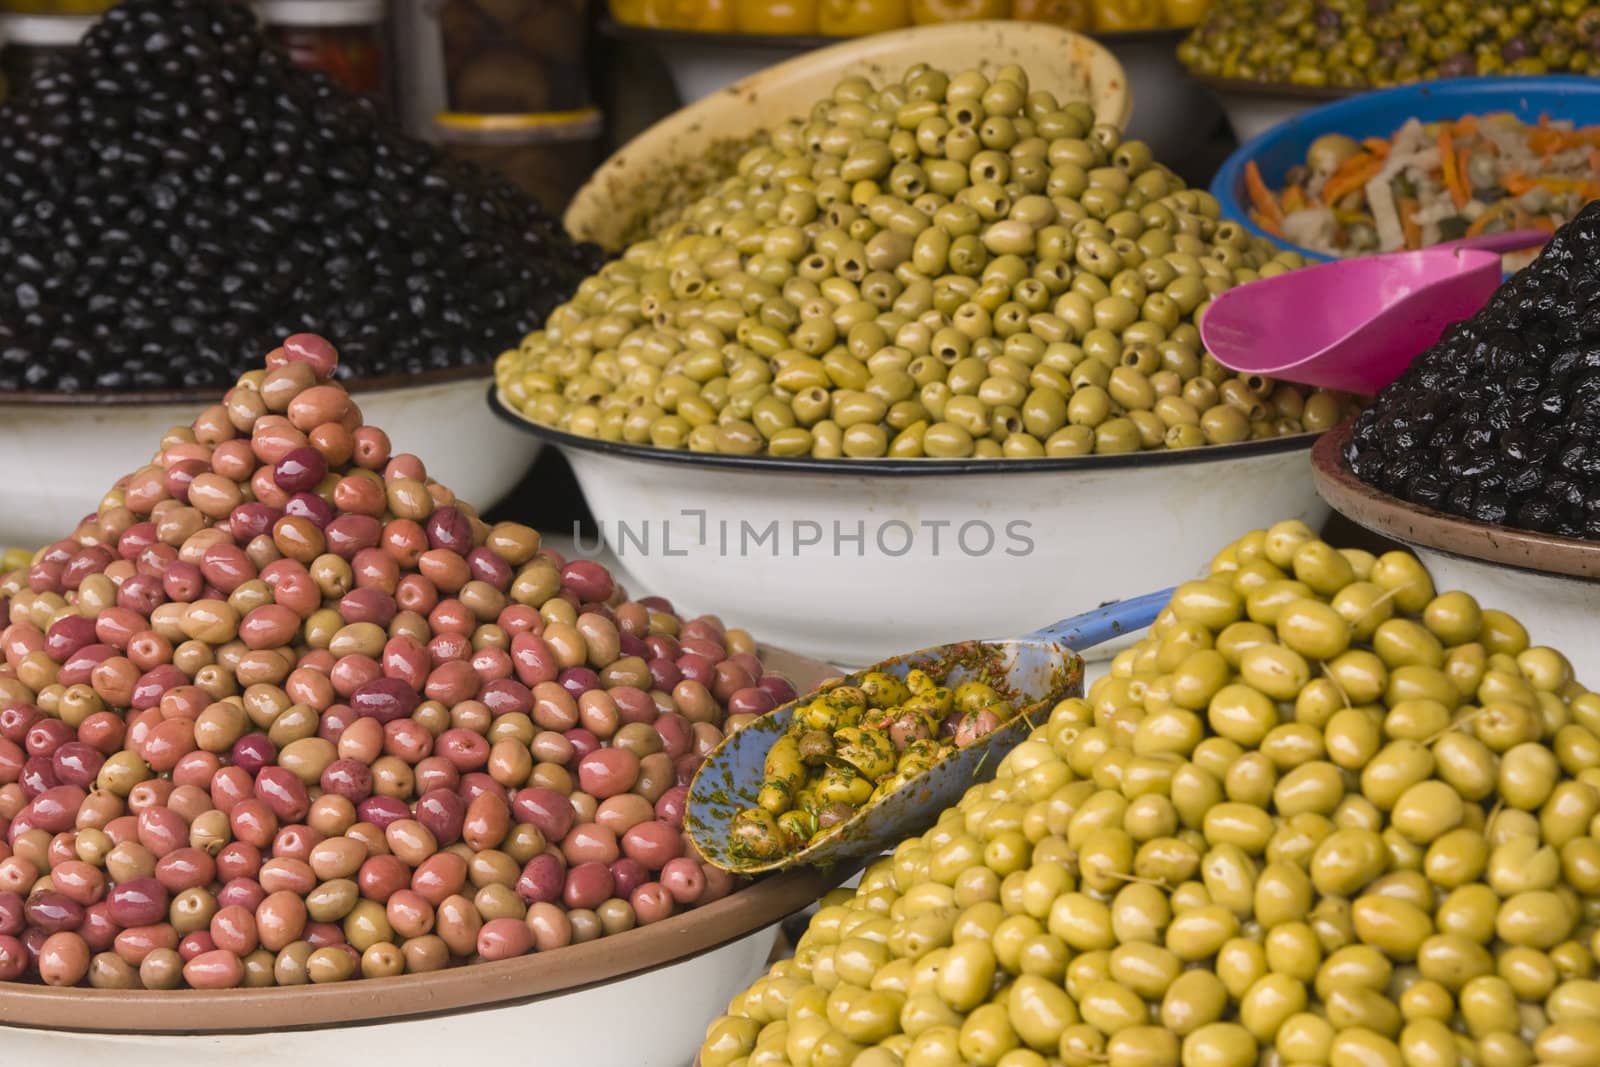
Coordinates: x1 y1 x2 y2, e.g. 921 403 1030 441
0 334 797 991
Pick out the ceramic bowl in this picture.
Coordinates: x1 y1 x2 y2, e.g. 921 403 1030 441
491 390 1330 667
1210 75 1600 261
0 862 843 1067
595 21 1212 167
564 20 1132 250
1196 74 1350 145
0 368 540 549
1312 424 1600 688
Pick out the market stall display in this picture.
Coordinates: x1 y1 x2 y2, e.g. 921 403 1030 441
1211 76 1600 266
596 15 1213 164
0 0 603 395
0 333 816 993
1182 0 1600 88
1183 1 1600 140
699 520 1600 1067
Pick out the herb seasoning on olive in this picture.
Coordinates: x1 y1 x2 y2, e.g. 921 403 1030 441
0 0 604 394
1348 198 1600 538
731 672 1016 863
0 333 799 990
701 520 1600 1067
497 62 1355 460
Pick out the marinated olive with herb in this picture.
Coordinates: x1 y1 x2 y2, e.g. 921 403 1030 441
702 522 1600 1067
730 672 1018 862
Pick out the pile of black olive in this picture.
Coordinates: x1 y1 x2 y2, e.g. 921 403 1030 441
0 0 605 394
1346 199 1600 539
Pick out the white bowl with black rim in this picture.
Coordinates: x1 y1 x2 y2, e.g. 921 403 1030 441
0 368 540 549
490 388 1331 667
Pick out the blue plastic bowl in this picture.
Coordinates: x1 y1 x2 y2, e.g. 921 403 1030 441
1210 76 1600 262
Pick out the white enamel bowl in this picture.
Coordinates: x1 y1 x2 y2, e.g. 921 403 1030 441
0 370 540 549
492 391 1330 667
564 20 1132 251
1313 425 1600 689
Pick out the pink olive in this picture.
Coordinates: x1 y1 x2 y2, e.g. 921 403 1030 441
577 748 639 800
631 882 676 926
621 820 684 871
660 857 707 906
561 861 613 910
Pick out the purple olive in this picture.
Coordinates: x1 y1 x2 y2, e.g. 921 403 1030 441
515 853 565 905
230 733 277 774
350 678 421 723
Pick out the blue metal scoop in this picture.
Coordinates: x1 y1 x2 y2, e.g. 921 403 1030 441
686 588 1174 874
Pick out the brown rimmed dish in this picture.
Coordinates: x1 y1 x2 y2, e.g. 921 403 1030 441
1312 423 1600 580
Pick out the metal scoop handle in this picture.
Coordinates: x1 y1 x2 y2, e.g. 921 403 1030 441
1024 587 1175 651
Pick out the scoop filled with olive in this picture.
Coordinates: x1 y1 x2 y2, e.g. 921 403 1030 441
496 60 1354 462
699 519 1600 1067
727 672 1022 866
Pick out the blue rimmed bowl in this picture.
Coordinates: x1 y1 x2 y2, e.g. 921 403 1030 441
1210 75 1600 262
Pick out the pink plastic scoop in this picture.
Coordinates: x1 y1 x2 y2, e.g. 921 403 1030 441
1200 230 1550 395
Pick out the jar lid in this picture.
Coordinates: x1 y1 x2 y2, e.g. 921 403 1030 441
257 0 385 27
0 13 96 46
435 108 605 144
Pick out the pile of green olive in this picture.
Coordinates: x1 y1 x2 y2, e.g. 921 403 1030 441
698 521 1600 1067
731 672 1018 864
496 63 1355 460
1181 0 1600 88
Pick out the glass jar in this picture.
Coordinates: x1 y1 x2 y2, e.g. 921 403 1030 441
435 109 604 215
260 0 388 101
0 13 94 103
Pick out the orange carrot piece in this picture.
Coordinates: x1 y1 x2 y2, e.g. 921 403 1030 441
1504 173 1537 196
1361 137 1391 156
1282 183 1306 212
1398 197 1422 250
1244 160 1283 229
1454 114 1478 137
1322 154 1385 206
1247 207 1282 237
1439 128 1469 210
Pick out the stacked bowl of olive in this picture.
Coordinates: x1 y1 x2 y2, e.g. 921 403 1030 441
698 520 1600 1067
493 43 1357 667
